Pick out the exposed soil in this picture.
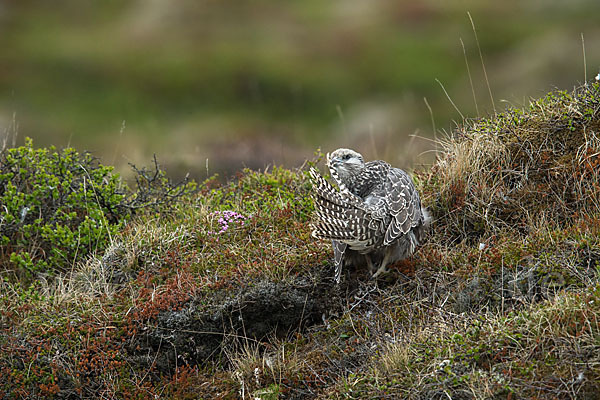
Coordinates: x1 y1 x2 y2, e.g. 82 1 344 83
129 263 345 374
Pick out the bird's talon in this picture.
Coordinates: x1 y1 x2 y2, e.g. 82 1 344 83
371 266 388 279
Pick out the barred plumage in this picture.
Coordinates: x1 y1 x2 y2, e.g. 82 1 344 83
310 148 429 283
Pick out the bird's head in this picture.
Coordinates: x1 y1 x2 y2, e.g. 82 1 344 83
327 148 364 184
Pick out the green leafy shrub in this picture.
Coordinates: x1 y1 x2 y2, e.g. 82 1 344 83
0 139 196 280
0 138 128 279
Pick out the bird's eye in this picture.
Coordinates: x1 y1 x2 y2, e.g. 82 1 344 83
343 154 351 160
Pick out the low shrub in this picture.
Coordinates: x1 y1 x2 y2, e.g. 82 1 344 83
0 138 195 280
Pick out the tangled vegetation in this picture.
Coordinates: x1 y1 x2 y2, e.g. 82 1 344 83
2 83 600 399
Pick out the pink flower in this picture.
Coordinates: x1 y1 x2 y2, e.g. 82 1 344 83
207 210 247 235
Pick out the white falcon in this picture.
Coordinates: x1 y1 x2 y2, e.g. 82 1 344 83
310 148 429 282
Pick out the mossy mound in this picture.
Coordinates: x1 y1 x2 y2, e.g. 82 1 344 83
428 83 600 241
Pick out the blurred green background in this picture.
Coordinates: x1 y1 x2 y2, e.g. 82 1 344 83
1 0 599 179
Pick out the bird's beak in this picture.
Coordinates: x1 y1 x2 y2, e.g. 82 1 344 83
327 152 342 168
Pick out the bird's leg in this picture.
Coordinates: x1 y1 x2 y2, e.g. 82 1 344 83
364 254 375 275
371 248 392 279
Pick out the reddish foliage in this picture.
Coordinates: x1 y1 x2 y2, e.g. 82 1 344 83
129 267 199 324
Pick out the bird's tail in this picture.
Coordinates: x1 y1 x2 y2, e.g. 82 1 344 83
413 206 431 245
421 206 431 227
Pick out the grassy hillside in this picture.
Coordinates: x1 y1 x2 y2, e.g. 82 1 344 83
2 83 600 399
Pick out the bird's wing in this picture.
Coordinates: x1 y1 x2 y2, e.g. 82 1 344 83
310 166 422 251
380 168 422 246
309 168 373 249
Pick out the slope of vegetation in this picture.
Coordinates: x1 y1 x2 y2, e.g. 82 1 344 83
2 82 600 399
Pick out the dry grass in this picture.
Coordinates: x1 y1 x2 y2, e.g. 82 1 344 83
427 83 600 243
